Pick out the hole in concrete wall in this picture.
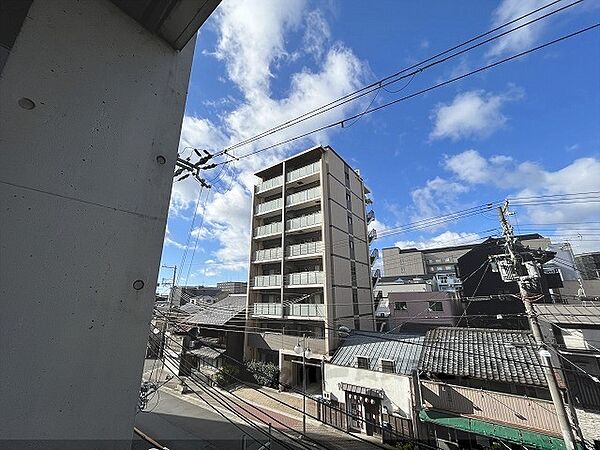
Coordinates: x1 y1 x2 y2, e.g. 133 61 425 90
133 280 145 290
156 155 166 165
18 97 35 110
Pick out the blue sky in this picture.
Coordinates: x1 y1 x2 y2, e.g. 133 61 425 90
158 0 600 291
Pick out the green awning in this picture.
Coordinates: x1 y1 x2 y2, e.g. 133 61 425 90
419 409 576 450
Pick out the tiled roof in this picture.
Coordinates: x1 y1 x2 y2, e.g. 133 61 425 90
330 331 425 375
535 304 600 325
418 327 547 387
184 294 246 326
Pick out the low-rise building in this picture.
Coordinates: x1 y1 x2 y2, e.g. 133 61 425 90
376 291 463 332
322 331 425 443
536 303 600 449
418 327 565 450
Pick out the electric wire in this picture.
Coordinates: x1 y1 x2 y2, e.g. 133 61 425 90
214 0 576 158
213 23 599 166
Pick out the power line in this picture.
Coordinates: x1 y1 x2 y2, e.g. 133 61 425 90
214 0 576 158
214 23 599 167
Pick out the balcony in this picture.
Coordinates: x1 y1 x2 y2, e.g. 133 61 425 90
256 175 283 195
366 210 375 224
255 197 282 216
286 186 320 208
253 303 282 317
420 381 561 436
253 247 283 263
254 222 282 239
248 332 327 355
286 162 320 184
286 241 323 259
286 271 324 287
286 212 321 233
368 228 377 244
252 274 282 289
288 303 325 318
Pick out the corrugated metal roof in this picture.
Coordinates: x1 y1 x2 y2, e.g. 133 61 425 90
330 331 425 375
188 347 225 359
418 327 547 387
535 304 600 325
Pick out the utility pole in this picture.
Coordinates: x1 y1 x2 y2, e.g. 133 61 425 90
493 200 576 450
159 265 177 358
161 264 177 309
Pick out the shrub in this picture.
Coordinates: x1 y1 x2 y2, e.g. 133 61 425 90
214 364 240 388
245 360 280 388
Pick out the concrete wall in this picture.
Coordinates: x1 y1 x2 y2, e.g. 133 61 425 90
0 0 193 443
575 408 600 448
383 248 426 277
387 292 462 330
324 364 414 418
378 282 432 297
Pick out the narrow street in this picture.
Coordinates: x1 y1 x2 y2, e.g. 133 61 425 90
137 360 386 450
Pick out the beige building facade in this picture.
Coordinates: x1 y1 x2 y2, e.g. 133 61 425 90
244 146 376 386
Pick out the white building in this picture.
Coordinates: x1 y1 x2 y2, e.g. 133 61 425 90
245 145 376 388
322 331 425 443
0 0 219 445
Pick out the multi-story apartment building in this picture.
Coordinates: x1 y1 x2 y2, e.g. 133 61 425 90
245 145 376 388
381 234 551 288
217 281 248 294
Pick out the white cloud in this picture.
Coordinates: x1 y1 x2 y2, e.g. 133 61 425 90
430 89 522 141
167 0 369 277
303 10 331 60
412 150 600 253
487 0 548 57
394 231 484 250
214 0 305 96
410 176 469 222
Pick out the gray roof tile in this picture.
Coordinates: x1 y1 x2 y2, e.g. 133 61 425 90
418 327 547 387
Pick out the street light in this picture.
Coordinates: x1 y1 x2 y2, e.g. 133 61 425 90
294 333 311 436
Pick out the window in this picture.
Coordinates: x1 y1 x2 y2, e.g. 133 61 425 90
352 289 359 315
347 214 353 233
345 170 351 187
346 192 352 209
428 301 443 312
349 238 355 260
350 261 357 286
394 302 407 311
380 359 395 373
356 356 369 369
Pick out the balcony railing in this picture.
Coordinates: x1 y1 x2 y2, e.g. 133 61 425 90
254 247 282 262
286 212 321 232
421 381 560 436
256 197 282 215
257 175 283 193
253 303 282 316
368 228 377 244
366 210 375 224
288 303 325 317
286 241 323 258
287 271 324 286
255 222 282 238
252 274 282 288
287 162 320 183
286 187 320 206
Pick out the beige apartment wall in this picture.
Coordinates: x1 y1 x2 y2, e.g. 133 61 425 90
384 250 426 277
332 255 352 287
